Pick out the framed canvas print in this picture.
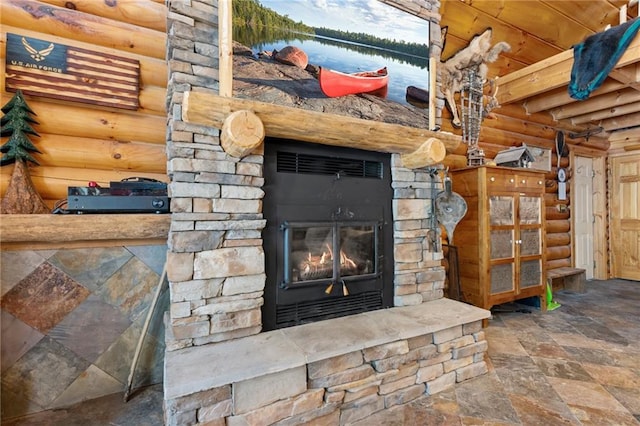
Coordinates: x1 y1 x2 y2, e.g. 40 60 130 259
232 0 431 108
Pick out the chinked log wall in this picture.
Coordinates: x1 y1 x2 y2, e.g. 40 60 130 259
441 102 582 275
0 0 168 207
436 18 611 277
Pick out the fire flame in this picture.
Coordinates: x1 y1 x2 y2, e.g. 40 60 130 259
324 243 356 269
300 243 357 278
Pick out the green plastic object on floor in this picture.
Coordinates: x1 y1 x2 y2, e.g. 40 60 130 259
546 283 561 311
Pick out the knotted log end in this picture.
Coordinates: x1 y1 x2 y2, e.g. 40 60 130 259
220 110 265 157
400 137 446 169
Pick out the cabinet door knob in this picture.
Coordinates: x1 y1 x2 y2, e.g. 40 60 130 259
521 179 526 184
509 178 514 183
490 177 495 182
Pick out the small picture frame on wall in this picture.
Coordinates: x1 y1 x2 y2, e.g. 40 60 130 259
528 145 552 172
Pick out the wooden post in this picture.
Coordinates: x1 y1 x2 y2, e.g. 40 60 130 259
429 57 437 130
218 0 233 97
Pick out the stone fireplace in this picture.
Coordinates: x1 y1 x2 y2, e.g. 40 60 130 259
163 1 490 425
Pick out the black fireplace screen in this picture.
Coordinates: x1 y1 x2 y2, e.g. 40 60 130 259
263 138 394 330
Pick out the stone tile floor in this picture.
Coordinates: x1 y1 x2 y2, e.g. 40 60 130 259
0 384 164 426
3 279 638 425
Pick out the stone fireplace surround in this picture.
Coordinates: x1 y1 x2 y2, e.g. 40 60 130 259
163 1 490 425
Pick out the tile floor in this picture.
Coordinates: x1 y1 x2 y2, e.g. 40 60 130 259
3 279 638 425
0 246 167 421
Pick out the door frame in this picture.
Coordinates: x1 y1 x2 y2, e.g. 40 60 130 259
570 151 607 279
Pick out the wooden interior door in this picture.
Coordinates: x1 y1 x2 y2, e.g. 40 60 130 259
574 156 594 279
610 155 640 281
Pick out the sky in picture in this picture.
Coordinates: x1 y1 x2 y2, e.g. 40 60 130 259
258 0 429 44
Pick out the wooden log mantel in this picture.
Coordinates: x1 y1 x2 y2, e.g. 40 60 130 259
181 92 461 169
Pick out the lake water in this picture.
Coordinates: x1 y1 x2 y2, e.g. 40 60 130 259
250 36 430 106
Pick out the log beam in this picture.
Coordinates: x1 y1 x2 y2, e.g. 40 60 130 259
221 110 265 158
400 137 446 169
0 214 169 250
182 92 461 168
218 0 233 98
1 0 166 59
0 94 166 144
547 258 572 270
0 25 168 88
38 0 168 33
496 32 640 105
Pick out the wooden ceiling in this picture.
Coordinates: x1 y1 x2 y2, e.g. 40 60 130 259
438 0 640 148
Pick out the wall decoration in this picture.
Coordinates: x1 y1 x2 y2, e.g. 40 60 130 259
232 0 431 107
5 33 140 110
528 145 552 172
0 90 49 214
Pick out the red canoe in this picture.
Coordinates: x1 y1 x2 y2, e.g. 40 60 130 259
319 67 388 98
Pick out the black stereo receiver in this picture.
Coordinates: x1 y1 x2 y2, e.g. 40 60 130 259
66 178 169 214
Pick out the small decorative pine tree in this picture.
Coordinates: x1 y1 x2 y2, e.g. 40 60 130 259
1 89 41 165
0 90 49 214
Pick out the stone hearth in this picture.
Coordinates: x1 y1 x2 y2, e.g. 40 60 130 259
165 299 489 424
163 1 490 425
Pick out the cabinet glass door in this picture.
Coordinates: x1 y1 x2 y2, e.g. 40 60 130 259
490 230 514 259
490 263 514 293
490 196 514 225
518 195 543 289
489 195 516 294
519 196 541 225
520 229 541 256
520 259 542 288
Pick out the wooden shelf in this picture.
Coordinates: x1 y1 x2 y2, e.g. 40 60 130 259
0 214 170 250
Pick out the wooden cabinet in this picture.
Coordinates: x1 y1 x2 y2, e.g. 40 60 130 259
450 166 546 312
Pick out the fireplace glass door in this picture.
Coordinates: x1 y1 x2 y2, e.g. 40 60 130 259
283 222 378 288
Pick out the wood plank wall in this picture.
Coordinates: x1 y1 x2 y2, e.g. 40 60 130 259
0 0 168 208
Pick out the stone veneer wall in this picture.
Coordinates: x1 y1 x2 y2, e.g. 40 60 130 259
163 1 489 424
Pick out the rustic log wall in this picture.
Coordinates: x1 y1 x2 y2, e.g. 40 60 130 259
438 0 622 280
440 80 607 275
0 0 168 207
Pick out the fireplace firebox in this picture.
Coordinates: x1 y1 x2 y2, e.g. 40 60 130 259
263 138 394 330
